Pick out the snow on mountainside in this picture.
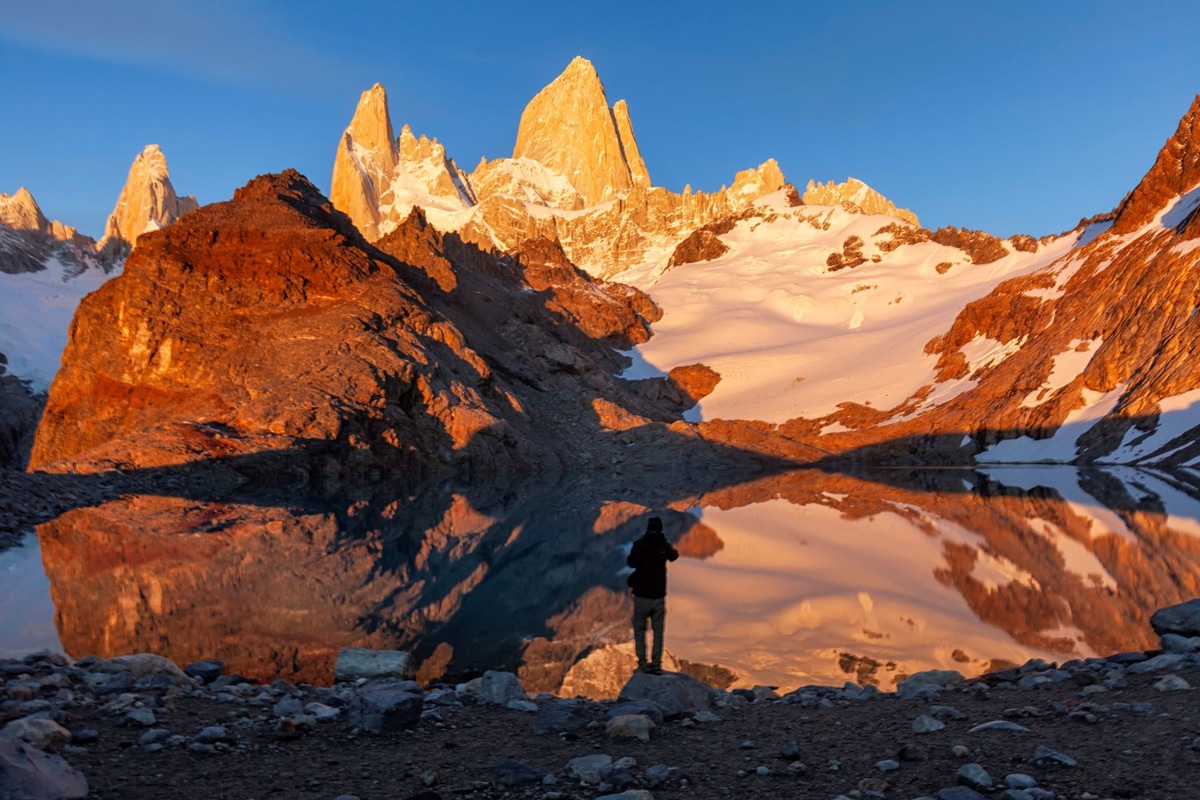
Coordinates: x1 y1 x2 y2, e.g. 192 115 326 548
622 192 1078 425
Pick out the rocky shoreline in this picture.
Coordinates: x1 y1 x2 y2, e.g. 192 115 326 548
4 602 1200 800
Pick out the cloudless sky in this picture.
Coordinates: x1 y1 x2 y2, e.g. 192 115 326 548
1 0 1198 240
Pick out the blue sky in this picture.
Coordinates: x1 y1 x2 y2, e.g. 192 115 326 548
1 0 1198 240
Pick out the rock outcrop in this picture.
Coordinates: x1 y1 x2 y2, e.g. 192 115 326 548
803 177 919 226
1111 94 1200 233
30 170 761 486
96 144 198 265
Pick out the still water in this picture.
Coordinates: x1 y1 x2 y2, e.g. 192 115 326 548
3 466 1199 696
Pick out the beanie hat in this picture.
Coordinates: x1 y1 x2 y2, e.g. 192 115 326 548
647 517 663 532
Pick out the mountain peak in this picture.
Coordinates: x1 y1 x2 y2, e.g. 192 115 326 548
803 177 919 226
97 144 198 264
512 56 643 206
0 186 49 232
1112 94 1200 233
329 83 401 240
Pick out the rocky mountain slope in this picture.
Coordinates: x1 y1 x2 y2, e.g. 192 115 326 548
28 170 760 485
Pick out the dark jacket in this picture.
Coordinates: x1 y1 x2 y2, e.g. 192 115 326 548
627 530 679 599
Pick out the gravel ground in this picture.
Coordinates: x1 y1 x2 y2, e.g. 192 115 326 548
5 652 1200 800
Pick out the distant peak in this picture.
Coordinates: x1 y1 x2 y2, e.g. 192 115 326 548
803 177 919 226
564 55 598 75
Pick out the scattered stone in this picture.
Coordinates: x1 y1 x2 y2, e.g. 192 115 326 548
938 789 987 800
182 660 225 683
643 764 675 786
1149 599 1200 637
124 708 156 728
897 669 963 698
93 654 194 685
876 759 900 772
491 759 545 788
1004 773 1037 789
193 725 232 744
778 741 801 760
471 671 526 705
1127 653 1186 674
913 714 946 734
928 705 966 720
606 714 655 742
273 697 303 718
968 720 1031 733
957 763 994 790
618 671 715 719
1159 633 1200 653
567 753 613 784
693 709 721 724
1154 674 1191 691
0 733 88 799
1032 745 1078 767
347 679 423 734
951 744 972 758
137 728 172 747
534 699 594 735
333 648 415 683
1 718 72 752
506 699 539 713
898 742 928 761
594 791 653 800
304 702 341 720
754 766 770 776
607 700 665 726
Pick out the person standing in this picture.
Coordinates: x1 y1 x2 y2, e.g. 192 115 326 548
626 516 679 674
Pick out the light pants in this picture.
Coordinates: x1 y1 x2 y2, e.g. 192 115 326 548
632 595 666 669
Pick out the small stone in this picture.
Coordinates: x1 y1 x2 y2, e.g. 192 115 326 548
182 660 225 683
1153 674 1191 692
304 702 341 720
506 699 539 713
1032 745 1078 767
693 709 721 723
1004 773 1037 789
875 759 900 772
778 741 801 760
491 759 546 788
124 708 156 727
755 766 770 776
951 744 971 758
939 785 987 799
567 753 613 784
968 720 1031 733
957 762 994 790
273 696 303 718
643 764 676 786
193 725 231 744
898 742 928 761
137 728 172 747
913 714 945 733
606 714 655 742
187 742 218 755
594 791 654 800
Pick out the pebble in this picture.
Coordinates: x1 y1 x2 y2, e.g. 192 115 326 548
1032 745 1078 767
1004 773 1037 789
124 708 156 727
913 714 946 733
957 763 994 790
875 759 900 772
778 741 801 760
1153 674 1191 691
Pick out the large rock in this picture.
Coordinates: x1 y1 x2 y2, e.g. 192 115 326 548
91 654 194 685
896 669 964 698
0 719 71 752
1150 599 1200 637
617 671 715 719
0 733 88 799
467 671 526 705
347 678 423 734
334 648 415 683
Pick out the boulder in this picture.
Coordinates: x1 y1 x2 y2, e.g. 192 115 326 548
469 671 526 705
896 669 964 698
0 719 71 752
183 660 225 683
617 671 715 719
334 648 415 683
606 714 655 742
567 753 613 784
1150 599 1200 637
91 654 193 685
0 734 88 799
533 699 594 735
347 678 423 734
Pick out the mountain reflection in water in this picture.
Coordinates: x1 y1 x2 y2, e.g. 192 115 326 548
33 467 1200 695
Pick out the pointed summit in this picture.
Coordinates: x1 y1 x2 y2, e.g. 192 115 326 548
0 186 50 233
98 144 198 264
1112 94 1200 233
330 83 400 240
512 56 646 206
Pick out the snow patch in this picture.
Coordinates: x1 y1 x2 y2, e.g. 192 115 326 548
979 385 1126 464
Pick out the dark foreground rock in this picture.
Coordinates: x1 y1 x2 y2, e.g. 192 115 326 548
3 644 1200 799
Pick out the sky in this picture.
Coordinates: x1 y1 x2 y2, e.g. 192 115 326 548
1 0 1198 240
